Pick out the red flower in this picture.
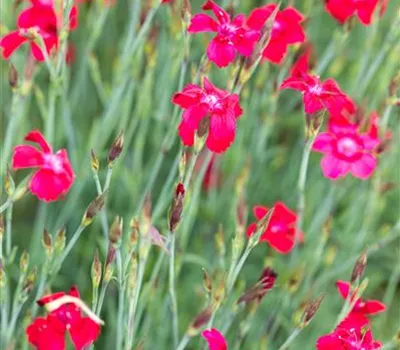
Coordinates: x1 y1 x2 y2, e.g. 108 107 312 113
172 77 243 153
280 72 355 116
246 4 306 64
246 202 304 254
201 328 228 350
12 130 75 202
26 286 102 350
188 0 260 67
0 0 78 61
316 313 382 349
336 280 386 316
312 114 380 180
290 46 312 78
325 0 380 26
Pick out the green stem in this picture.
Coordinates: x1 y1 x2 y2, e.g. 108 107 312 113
57 225 86 268
176 334 191 350
5 202 13 257
116 251 124 350
278 328 301 350
169 232 179 348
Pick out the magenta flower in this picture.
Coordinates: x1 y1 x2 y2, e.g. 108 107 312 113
188 0 260 67
202 328 228 350
171 77 243 153
312 115 380 180
325 0 381 26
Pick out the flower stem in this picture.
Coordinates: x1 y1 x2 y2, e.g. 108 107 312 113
176 334 191 350
116 251 124 350
5 202 13 257
278 328 301 350
169 232 179 348
57 225 86 268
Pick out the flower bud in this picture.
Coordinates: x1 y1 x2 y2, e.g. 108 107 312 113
109 216 123 247
54 227 66 255
19 251 29 273
103 263 114 283
128 255 138 293
249 207 274 247
5 168 15 196
90 149 100 173
91 249 102 289
202 268 212 294
169 183 185 232
129 217 139 248
22 268 37 294
213 278 225 308
300 293 326 328
41 229 53 257
105 243 116 268
82 193 106 227
108 131 124 166
8 63 18 89
351 250 367 283
305 110 324 140
187 306 212 336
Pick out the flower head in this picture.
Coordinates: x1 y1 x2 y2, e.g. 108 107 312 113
12 130 75 202
246 4 306 64
316 313 382 349
172 77 243 153
26 286 102 350
188 0 260 67
201 328 228 350
312 114 380 180
325 0 381 26
246 202 304 254
0 0 78 61
336 280 386 316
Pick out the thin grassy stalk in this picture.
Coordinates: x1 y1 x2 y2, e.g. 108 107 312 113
116 251 124 350
168 231 179 348
278 328 302 350
5 203 13 257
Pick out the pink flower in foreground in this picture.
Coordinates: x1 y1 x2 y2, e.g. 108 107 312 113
316 313 382 349
246 202 304 254
26 286 102 350
325 0 381 26
188 0 260 67
202 328 228 350
336 280 386 316
0 0 78 61
246 4 306 64
12 130 75 202
312 115 380 180
172 77 243 153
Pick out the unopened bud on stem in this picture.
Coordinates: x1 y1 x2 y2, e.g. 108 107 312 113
91 249 102 289
54 227 66 255
19 251 29 273
41 229 53 257
109 216 123 247
81 193 106 227
300 293 326 328
351 250 367 283
169 183 185 232
9 63 18 88
108 131 124 166
187 306 212 336
90 149 100 173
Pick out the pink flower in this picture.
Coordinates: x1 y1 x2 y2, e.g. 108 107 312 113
12 130 75 202
26 286 101 350
336 280 386 316
172 77 243 153
246 4 306 64
0 0 78 61
188 0 260 67
316 313 382 349
280 73 355 116
201 328 228 350
325 0 380 26
312 115 380 180
246 202 304 254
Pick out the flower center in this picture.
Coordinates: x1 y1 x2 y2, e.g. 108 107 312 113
309 84 324 96
203 93 222 110
337 137 359 158
43 154 64 174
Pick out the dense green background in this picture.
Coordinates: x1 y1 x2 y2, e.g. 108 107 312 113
1 0 399 348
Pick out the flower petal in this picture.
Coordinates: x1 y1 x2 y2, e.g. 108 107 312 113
233 29 260 57
201 328 228 350
188 14 218 33
26 317 66 350
246 4 276 31
245 222 257 238
12 145 44 169
206 110 237 153
312 133 335 153
350 153 377 180
262 39 288 64
0 31 28 59
207 36 236 68
280 76 307 91
253 205 269 220
172 84 202 108
69 317 101 350
202 0 230 24
356 0 379 25
24 130 52 153
266 234 295 254
336 280 350 299
178 104 209 146
325 0 356 24
361 300 386 315
273 202 297 224
320 154 350 180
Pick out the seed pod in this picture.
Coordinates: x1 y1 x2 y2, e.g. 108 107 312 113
81 193 106 227
8 63 18 88
54 227 66 255
109 216 123 247
169 183 185 232
300 293 326 328
108 131 124 166
19 251 30 274
91 249 102 289
187 306 212 336
351 250 368 283
90 149 100 173
41 229 53 257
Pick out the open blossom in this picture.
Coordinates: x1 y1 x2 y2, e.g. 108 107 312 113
316 313 382 349
336 280 386 316
12 130 75 202
26 286 102 350
246 4 306 64
0 0 78 61
246 202 304 254
172 77 243 153
188 0 260 67
312 115 380 180
202 328 228 350
325 0 381 26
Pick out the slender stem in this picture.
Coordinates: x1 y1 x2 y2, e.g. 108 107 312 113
169 232 179 348
116 251 124 350
95 279 110 315
57 225 86 267
176 334 191 350
5 202 13 257
278 328 301 350
31 262 49 318
227 242 253 293
0 199 11 216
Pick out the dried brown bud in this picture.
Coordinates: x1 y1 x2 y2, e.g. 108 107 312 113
300 293 326 328
90 149 100 173
187 306 212 336
91 249 102 289
351 250 367 283
238 267 277 305
108 131 124 166
54 227 66 255
41 229 53 257
9 63 18 88
105 243 116 268
169 183 185 232
22 268 37 294
81 193 106 227
129 218 139 247
19 251 29 273
202 268 212 294
197 116 210 138
109 216 123 246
